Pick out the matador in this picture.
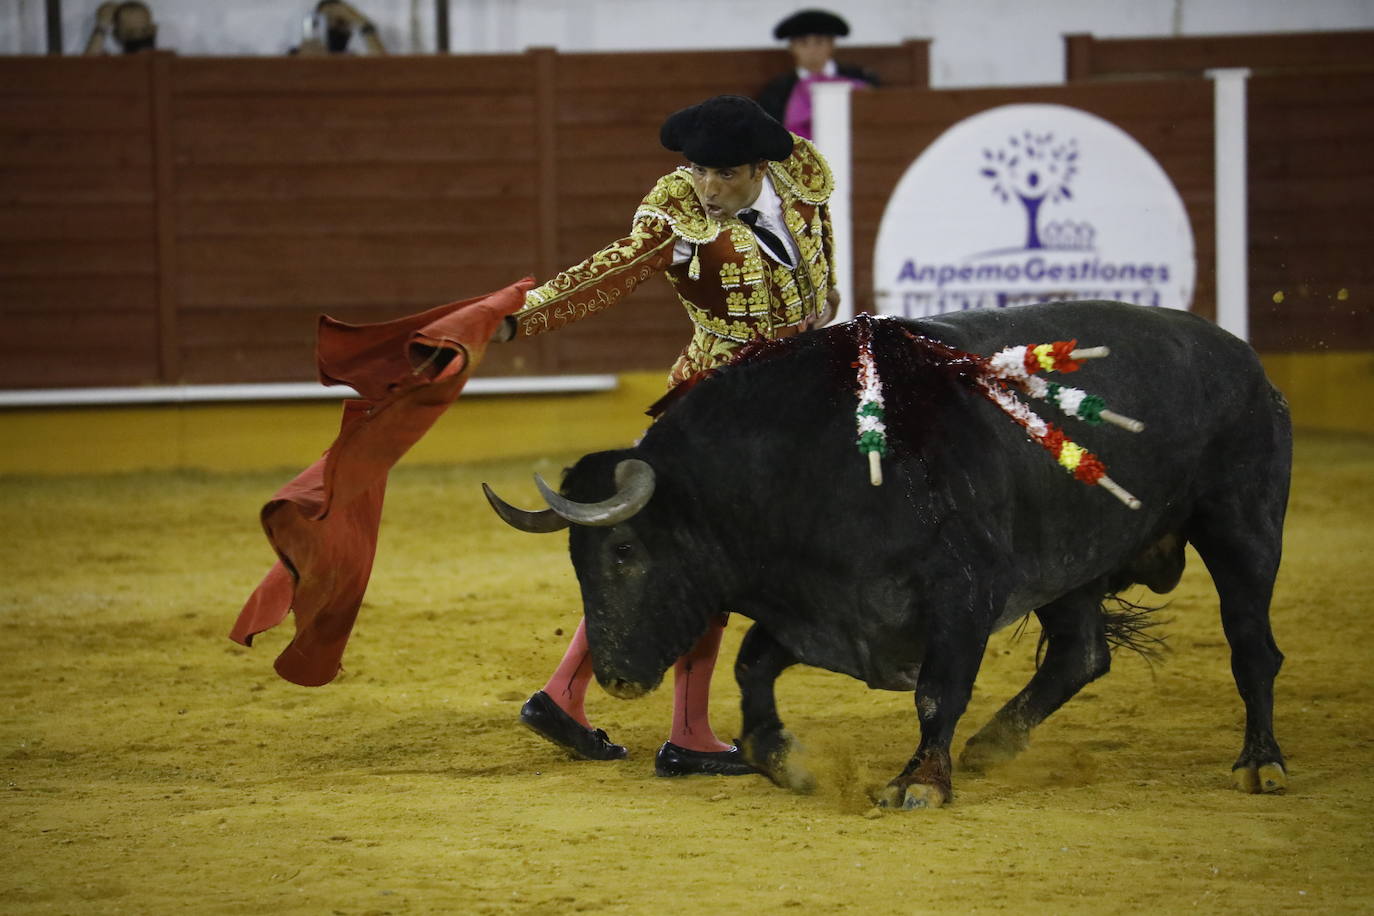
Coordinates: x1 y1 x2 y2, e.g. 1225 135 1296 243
501 94 840 777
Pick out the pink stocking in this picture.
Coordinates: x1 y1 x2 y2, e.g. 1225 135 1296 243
669 616 732 752
540 618 595 728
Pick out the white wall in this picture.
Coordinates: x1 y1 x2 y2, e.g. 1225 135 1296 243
3 0 1372 87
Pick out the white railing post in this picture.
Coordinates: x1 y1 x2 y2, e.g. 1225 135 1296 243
811 81 855 323
1208 67 1251 341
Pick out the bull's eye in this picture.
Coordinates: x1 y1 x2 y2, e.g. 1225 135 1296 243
614 543 633 562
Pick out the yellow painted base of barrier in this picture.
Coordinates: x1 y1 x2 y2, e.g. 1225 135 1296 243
1 354 1369 477
1259 351 1374 436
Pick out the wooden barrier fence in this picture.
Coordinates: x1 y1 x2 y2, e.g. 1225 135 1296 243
0 42 926 389
1064 29 1374 350
1 32 1369 393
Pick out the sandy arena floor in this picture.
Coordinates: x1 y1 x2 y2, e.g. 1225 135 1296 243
2 430 1372 914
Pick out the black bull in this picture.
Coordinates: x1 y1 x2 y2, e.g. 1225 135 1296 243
485 301 1292 809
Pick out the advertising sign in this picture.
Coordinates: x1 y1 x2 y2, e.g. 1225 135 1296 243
874 104 1195 317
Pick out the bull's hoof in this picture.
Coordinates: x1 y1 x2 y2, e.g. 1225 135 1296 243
740 729 815 794
874 781 948 811
1232 762 1287 794
958 727 1028 772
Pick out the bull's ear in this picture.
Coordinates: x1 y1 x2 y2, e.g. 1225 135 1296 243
481 483 570 533
534 458 655 527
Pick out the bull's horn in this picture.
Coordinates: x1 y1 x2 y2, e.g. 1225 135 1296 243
534 458 655 527
482 483 570 533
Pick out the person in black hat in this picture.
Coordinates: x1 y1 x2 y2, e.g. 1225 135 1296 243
758 8 879 139
497 94 840 779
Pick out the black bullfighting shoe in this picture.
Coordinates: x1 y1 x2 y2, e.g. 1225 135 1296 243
654 741 758 778
519 690 628 761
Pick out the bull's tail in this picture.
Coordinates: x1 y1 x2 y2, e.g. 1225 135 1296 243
1098 594 1170 665
1016 594 1170 669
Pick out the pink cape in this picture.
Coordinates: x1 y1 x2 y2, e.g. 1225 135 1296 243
229 278 533 686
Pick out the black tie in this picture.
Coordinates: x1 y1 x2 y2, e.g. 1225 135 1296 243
739 209 795 268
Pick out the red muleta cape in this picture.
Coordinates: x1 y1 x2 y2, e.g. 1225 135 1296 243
229 278 533 686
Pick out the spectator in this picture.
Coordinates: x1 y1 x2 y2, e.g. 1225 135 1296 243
83 1 158 55
292 0 386 55
757 9 878 139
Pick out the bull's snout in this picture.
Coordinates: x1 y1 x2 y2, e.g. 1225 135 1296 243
602 676 654 700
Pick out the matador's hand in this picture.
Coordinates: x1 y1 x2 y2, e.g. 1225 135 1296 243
803 288 840 330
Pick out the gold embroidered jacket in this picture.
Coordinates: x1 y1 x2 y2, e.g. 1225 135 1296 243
511 136 836 385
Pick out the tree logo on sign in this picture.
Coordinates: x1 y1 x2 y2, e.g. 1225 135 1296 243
981 131 1091 251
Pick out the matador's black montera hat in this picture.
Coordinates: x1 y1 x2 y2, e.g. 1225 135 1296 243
660 95 794 168
773 9 850 40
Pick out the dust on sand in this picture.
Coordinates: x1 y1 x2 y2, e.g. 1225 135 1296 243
2 432 1372 914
